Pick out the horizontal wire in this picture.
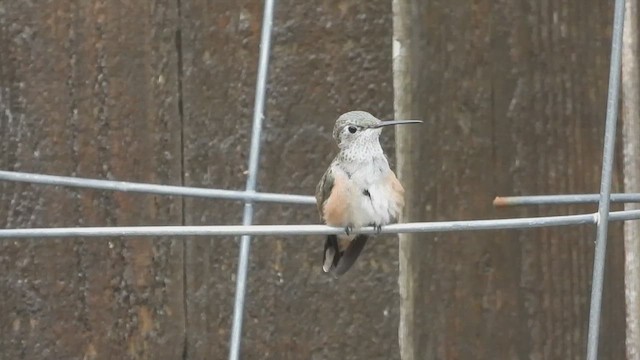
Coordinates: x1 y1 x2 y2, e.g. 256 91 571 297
493 193 640 206
2 209 640 239
0 170 316 205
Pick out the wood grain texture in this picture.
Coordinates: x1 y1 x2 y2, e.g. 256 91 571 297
0 1 184 359
178 1 256 358
395 0 625 359
179 1 398 359
4 0 623 359
622 0 640 357
1 0 397 358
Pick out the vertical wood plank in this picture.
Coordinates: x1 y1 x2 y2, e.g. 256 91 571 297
395 0 625 359
622 0 640 357
0 1 185 358
179 0 398 358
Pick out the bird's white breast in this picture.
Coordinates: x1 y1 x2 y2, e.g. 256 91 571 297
341 160 402 229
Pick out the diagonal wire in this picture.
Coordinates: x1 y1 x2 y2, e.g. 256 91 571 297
587 0 626 358
228 1 276 359
0 170 315 205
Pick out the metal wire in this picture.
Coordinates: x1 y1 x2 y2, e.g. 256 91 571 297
229 0 276 359
1 209 640 238
493 193 640 207
587 0 626 358
0 170 315 205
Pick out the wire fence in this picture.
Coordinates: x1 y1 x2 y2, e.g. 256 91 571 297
0 0 632 359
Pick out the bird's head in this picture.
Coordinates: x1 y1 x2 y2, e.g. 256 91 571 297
332 111 422 149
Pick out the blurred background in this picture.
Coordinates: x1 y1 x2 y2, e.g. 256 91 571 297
0 0 635 359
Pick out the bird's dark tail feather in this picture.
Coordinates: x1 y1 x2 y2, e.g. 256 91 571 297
323 234 369 275
323 235 340 272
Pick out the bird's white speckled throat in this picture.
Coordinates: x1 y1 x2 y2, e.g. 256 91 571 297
337 128 384 163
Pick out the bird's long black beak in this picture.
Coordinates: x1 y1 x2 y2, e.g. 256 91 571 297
372 120 423 128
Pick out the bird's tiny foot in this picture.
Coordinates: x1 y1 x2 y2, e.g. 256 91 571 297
369 223 382 234
344 226 353 236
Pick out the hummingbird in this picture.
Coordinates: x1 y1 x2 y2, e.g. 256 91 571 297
315 111 422 275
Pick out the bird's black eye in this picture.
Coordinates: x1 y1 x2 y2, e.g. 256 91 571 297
348 126 357 134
